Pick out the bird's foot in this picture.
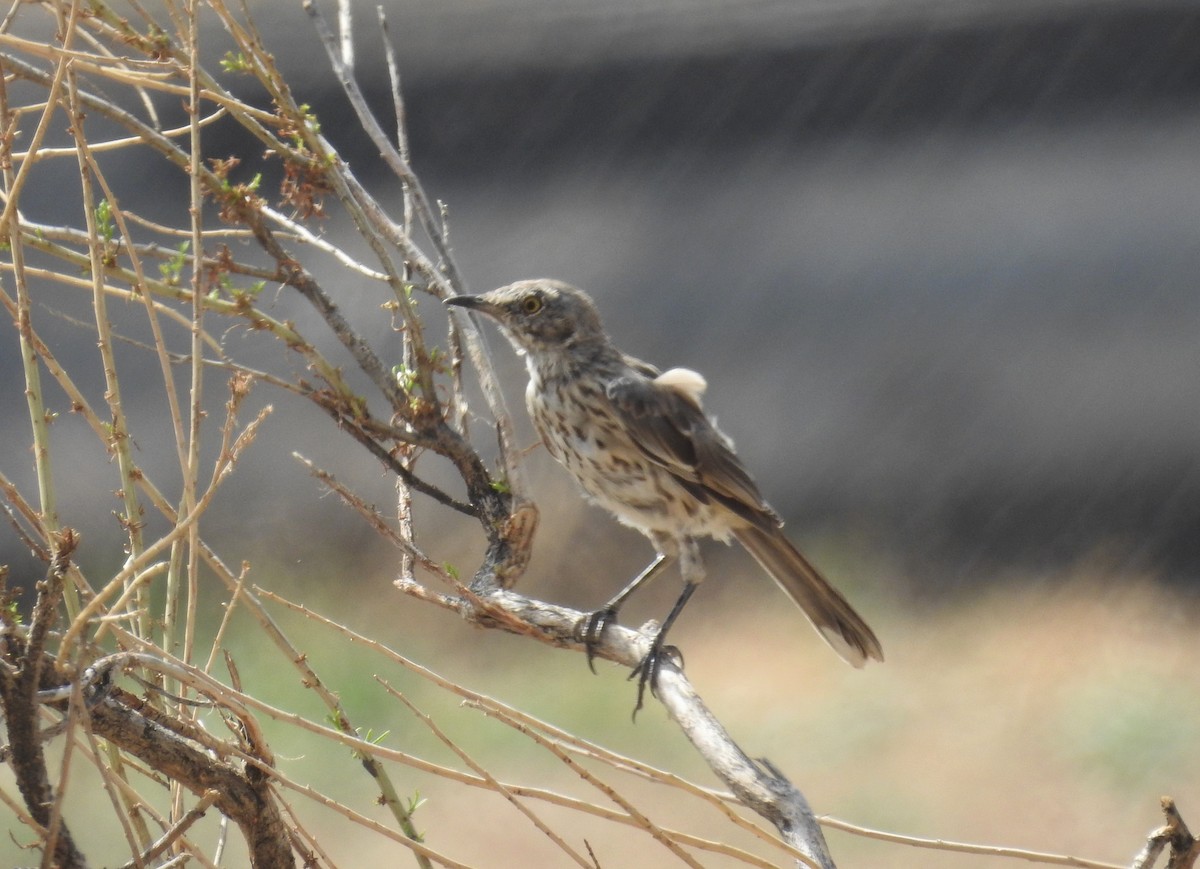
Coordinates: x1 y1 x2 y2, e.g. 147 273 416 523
628 637 682 719
579 607 619 674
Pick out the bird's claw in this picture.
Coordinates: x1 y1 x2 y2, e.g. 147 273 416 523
628 640 682 719
580 608 618 674
579 610 683 719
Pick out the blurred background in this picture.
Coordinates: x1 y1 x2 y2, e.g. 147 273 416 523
244 0 1200 588
3 0 1200 866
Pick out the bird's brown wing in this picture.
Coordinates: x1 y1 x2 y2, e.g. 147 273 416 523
606 373 780 532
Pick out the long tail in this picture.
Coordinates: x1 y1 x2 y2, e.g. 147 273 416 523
733 525 884 667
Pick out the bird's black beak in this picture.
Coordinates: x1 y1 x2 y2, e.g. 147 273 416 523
445 294 504 321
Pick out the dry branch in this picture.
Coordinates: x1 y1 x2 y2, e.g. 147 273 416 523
446 585 831 869
0 533 87 868
87 690 292 868
1133 798 1199 869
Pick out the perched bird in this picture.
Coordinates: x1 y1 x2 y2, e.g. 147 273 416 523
446 280 882 710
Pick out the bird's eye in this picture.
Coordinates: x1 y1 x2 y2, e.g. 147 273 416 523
520 295 543 315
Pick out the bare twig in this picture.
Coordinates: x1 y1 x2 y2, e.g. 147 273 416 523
818 815 1123 868
1133 798 1199 869
122 789 220 869
381 680 595 869
292 454 451 582
301 0 529 503
264 588 835 864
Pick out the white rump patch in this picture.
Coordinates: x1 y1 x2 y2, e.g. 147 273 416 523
655 367 707 407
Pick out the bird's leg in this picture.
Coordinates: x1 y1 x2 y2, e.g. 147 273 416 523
629 538 705 716
629 581 698 716
580 551 672 673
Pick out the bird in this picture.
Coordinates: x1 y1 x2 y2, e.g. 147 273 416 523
446 280 882 711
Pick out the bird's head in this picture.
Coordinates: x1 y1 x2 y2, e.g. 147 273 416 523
445 279 607 357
